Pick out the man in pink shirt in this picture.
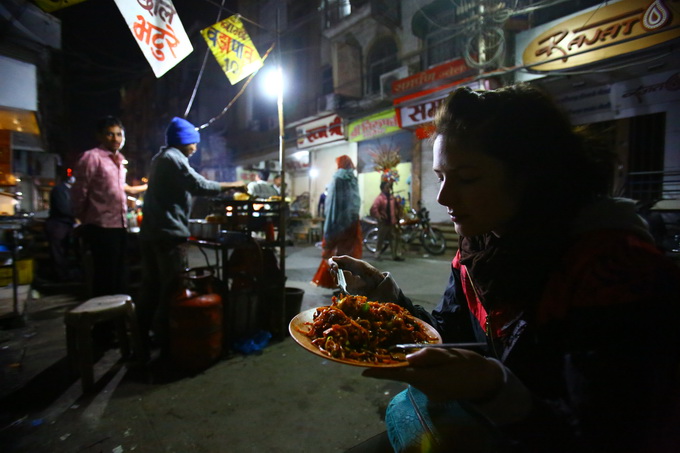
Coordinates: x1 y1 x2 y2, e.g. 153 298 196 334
72 116 146 299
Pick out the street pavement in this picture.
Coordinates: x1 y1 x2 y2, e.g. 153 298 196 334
0 242 453 453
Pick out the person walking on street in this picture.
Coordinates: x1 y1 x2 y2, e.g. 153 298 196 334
311 155 362 289
139 116 245 354
370 180 404 261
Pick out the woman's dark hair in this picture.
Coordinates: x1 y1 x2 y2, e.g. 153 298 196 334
435 84 616 223
435 84 618 312
96 115 124 133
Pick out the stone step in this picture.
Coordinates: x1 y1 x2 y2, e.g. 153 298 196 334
432 223 458 251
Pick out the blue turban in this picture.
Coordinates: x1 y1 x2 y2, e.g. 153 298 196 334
166 117 200 146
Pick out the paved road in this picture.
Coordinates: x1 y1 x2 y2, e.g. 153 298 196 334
1 243 454 453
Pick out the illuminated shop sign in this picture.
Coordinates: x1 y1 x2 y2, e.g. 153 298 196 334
347 109 400 142
395 79 484 129
391 58 472 95
398 95 447 128
295 114 345 149
521 0 680 72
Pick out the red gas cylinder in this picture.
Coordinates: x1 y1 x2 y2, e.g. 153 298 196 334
169 268 223 371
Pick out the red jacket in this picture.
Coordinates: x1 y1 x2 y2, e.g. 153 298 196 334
400 229 680 451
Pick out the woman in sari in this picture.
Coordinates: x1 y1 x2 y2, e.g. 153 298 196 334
311 155 362 288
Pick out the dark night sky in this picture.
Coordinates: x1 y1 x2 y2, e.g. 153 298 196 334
53 0 239 155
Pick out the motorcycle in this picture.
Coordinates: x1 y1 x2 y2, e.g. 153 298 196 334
363 202 447 255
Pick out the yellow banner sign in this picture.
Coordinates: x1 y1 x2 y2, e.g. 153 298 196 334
201 15 263 85
33 0 89 13
522 0 680 72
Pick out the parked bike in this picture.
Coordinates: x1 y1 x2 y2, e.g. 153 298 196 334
363 203 447 255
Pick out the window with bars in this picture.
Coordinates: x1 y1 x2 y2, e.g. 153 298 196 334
623 112 667 203
366 36 399 94
421 7 462 68
583 113 668 203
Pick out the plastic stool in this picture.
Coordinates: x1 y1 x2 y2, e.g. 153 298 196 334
64 294 145 393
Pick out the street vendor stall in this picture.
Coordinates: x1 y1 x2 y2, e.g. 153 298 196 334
188 199 288 350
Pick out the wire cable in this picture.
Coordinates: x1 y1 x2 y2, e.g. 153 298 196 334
184 0 227 118
198 0 269 31
196 42 276 131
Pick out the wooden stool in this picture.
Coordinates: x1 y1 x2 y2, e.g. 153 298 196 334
64 294 145 393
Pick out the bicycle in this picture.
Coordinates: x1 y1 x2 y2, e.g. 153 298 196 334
363 203 447 255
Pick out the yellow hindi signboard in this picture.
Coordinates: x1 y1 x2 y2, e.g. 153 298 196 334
201 15 263 85
33 0 89 13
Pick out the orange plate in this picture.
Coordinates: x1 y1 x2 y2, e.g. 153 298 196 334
289 307 442 368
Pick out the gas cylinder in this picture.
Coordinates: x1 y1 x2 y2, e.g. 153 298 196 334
169 267 223 371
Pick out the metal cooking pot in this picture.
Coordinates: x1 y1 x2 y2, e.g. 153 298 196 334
189 219 221 240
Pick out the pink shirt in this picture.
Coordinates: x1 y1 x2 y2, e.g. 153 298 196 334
71 147 128 228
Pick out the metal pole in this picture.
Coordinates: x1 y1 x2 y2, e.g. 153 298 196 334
276 6 287 337
276 8 285 275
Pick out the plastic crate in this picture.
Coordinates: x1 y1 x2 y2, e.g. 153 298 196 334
0 259 34 286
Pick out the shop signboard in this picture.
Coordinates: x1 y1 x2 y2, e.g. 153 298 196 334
394 79 483 129
0 56 37 112
554 85 613 120
553 69 680 123
392 58 472 96
614 69 680 110
397 93 448 129
295 114 345 150
285 151 310 172
347 109 400 142
517 0 680 74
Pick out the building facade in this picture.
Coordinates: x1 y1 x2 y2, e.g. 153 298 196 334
0 0 63 214
224 0 679 226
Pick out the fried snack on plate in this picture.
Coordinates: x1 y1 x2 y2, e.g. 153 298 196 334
298 295 438 365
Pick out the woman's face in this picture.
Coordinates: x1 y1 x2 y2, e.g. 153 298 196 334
433 135 522 237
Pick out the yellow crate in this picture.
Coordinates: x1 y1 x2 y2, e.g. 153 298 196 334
0 259 34 286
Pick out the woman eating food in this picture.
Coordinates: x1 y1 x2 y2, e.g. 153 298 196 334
333 83 680 452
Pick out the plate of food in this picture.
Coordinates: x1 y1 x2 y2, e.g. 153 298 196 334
289 295 442 368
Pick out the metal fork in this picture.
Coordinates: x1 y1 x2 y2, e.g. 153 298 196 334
335 267 349 295
391 342 487 351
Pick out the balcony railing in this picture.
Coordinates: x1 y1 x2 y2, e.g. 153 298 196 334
622 169 680 203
